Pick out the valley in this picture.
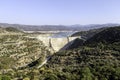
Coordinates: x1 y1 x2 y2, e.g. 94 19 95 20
1 0 120 79
0 26 120 80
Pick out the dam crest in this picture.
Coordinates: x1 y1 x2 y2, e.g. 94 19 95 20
37 36 80 52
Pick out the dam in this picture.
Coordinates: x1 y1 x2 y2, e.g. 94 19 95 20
37 32 80 52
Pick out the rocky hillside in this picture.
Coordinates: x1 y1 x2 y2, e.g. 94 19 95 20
0 28 52 69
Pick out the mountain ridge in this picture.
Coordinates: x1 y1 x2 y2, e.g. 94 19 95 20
0 23 119 31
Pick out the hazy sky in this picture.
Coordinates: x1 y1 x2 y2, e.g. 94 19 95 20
0 0 120 25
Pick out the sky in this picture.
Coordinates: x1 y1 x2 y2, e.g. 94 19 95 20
0 0 120 25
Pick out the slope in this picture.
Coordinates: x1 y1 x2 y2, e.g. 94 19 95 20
85 26 120 44
43 26 120 80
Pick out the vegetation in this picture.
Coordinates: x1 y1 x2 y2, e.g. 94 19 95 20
0 26 120 80
0 27 52 79
5 27 22 32
71 27 106 39
43 26 120 80
85 26 120 45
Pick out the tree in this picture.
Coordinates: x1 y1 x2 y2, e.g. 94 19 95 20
80 67 93 80
0 75 11 80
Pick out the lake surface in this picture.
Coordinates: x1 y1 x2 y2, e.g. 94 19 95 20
50 31 77 38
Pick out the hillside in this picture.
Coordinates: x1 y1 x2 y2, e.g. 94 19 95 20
85 26 120 45
71 27 106 39
0 27 53 79
0 27 7 33
5 27 22 32
1 26 120 80
0 36 51 69
0 27 22 34
42 26 120 80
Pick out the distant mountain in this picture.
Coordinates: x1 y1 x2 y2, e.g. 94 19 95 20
70 23 120 31
0 23 119 31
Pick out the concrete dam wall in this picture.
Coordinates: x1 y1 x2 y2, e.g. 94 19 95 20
37 36 80 52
